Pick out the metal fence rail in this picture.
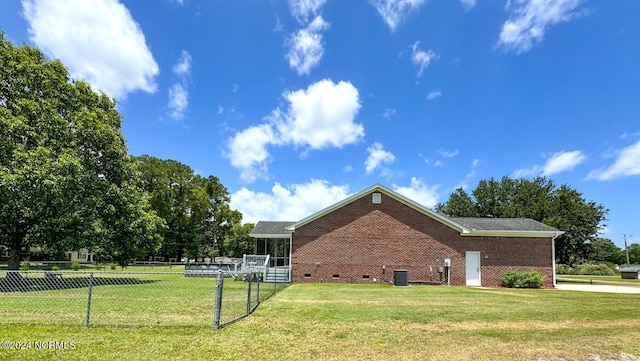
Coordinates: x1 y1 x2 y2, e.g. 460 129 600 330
0 270 287 329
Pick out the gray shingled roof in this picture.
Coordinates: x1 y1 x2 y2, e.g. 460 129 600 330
249 221 294 236
451 217 559 232
620 265 640 272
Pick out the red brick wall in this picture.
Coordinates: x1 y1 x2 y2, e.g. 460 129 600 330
291 191 554 288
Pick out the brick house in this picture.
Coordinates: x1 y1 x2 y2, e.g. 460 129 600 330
251 184 563 288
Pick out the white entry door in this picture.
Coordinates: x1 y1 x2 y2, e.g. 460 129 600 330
465 251 481 286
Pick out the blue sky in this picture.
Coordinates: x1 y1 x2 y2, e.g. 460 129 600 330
2 0 639 248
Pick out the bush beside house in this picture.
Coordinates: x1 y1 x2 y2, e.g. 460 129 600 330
500 269 545 288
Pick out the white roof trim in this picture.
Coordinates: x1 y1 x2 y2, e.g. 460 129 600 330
286 183 470 234
285 183 563 239
249 233 290 238
462 230 564 238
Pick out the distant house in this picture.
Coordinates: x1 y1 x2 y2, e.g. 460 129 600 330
620 265 640 279
251 184 563 288
64 249 95 263
0 246 94 264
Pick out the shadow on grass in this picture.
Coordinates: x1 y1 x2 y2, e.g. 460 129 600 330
0 272 157 293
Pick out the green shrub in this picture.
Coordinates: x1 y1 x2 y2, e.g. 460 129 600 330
51 265 60 271
19 262 30 271
95 263 103 271
71 262 81 271
110 263 117 270
556 263 616 276
500 269 518 287
500 269 545 288
555 264 573 275
575 263 616 276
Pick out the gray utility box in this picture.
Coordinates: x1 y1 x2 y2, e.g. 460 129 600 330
394 269 408 286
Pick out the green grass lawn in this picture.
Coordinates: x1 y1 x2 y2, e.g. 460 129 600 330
1 283 639 361
0 272 257 328
557 274 640 287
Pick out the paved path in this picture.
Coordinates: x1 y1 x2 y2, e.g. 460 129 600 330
555 283 640 294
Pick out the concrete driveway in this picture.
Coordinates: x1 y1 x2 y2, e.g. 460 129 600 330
555 283 640 294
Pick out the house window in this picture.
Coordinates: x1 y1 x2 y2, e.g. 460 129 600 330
362 275 370 280
372 192 382 204
304 273 312 278
332 274 340 279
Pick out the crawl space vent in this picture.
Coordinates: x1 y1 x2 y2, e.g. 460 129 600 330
372 192 382 204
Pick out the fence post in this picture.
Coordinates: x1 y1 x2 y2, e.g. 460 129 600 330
85 272 94 327
214 270 223 329
256 273 260 305
246 274 252 315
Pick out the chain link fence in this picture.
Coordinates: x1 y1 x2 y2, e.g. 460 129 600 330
214 272 288 329
0 270 287 329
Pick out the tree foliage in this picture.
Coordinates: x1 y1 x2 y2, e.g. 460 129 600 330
587 238 624 265
626 243 640 265
0 34 164 269
222 223 255 258
435 176 608 264
135 155 244 261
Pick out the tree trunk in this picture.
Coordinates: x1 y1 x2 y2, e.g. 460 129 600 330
8 237 23 270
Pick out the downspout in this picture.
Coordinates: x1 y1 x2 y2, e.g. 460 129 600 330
288 230 294 283
551 233 559 288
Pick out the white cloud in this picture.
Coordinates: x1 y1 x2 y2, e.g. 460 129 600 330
438 148 459 158
22 0 159 99
588 140 640 181
226 124 277 183
286 15 330 76
232 178 442 224
455 159 480 190
168 84 188 120
460 0 477 10
512 166 538 178
392 177 439 208
289 0 327 23
226 79 363 182
365 143 396 174
230 179 351 224
172 50 192 78
496 0 588 54
383 108 397 119
513 150 586 177
371 0 426 32
542 150 586 175
411 41 437 78
427 90 442 100
621 131 640 140
273 79 363 149
168 50 192 120
466 159 479 177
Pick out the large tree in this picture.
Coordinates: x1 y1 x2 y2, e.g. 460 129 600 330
435 176 608 265
135 155 242 262
221 223 255 258
0 34 164 269
625 243 640 265
587 238 624 265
